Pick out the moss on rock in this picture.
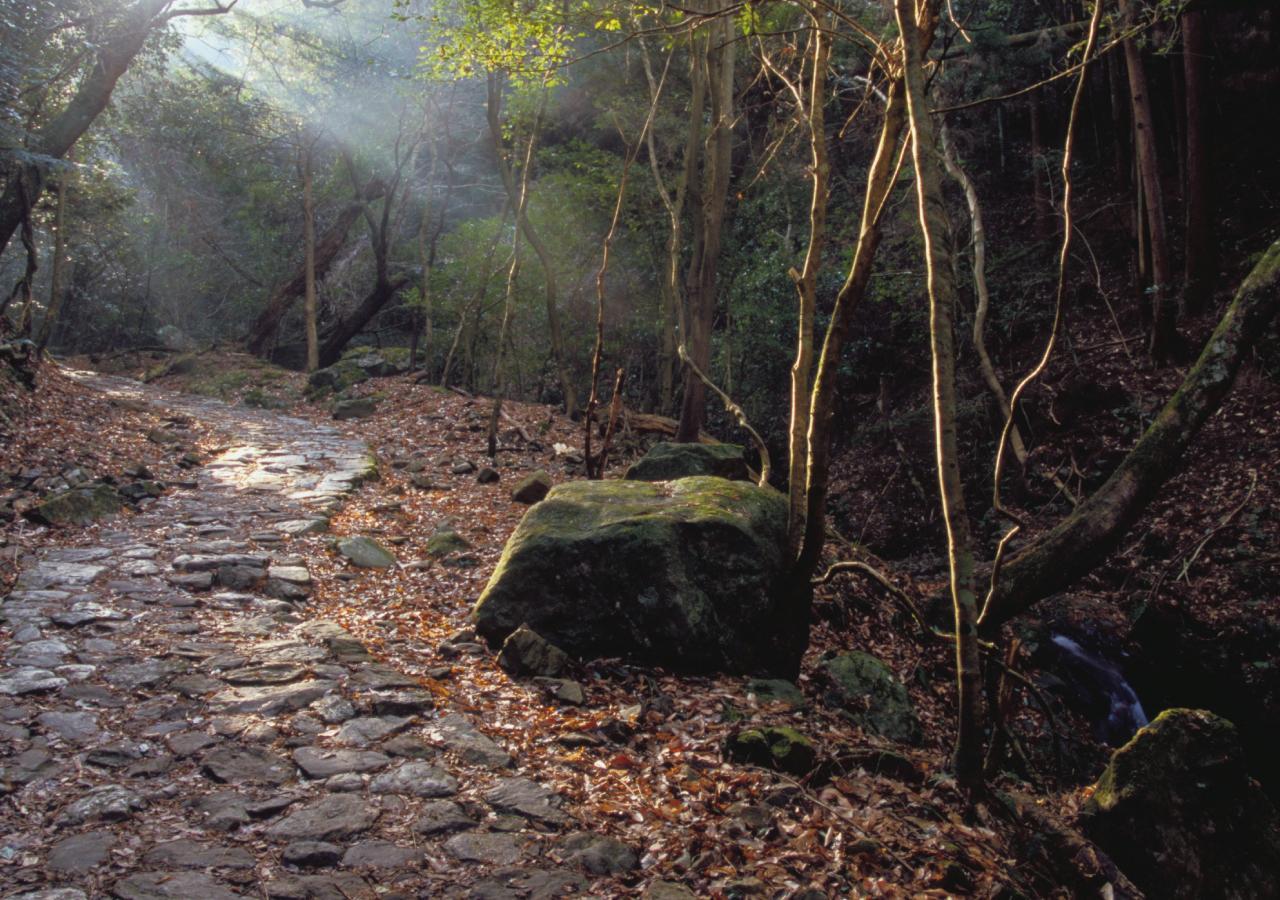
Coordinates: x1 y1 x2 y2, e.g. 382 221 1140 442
472 476 804 675
821 651 921 744
624 442 750 482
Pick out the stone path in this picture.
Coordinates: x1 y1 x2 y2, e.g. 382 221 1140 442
1 374 635 899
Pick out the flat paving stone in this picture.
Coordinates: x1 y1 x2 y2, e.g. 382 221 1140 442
37 710 101 743
112 870 243 900
483 777 568 827
293 746 390 778
265 794 380 842
47 830 115 874
211 680 333 715
143 839 256 869
412 800 476 836
334 715 410 746
340 840 422 868
428 714 512 768
369 760 458 797
443 832 528 866
0 667 67 695
55 784 146 826
202 745 294 785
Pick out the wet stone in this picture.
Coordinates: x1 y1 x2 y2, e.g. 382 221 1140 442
47 830 115 874
293 746 390 778
413 800 476 836
369 760 458 797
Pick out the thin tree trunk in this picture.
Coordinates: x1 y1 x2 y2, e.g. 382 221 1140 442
676 7 735 443
36 165 69 352
485 74 576 417
1182 8 1212 314
787 19 830 552
302 143 319 373
980 236 1280 632
895 0 982 789
1119 0 1177 363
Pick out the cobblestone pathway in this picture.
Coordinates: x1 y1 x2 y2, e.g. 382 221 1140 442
1 374 636 899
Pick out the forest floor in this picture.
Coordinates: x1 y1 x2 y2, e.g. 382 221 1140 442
0 341 1276 898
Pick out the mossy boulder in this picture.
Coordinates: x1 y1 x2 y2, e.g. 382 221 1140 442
472 476 804 675
724 726 817 775
332 398 377 420
308 359 367 396
624 442 749 482
1079 708 1280 899
25 484 123 527
425 527 470 559
821 651 921 744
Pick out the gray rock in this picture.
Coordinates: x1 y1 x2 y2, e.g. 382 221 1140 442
369 760 458 797
625 441 749 482
476 467 500 484
279 518 329 536
428 713 512 768
484 777 568 826
821 651 921 744
556 831 640 875
498 626 570 678
383 734 434 759
335 716 410 747
282 841 342 867
325 772 364 792
412 800 476 836
55 784 146 826
335 536 395 568
312 694 356 724
332 398 377 420
194 791 251 831
105 659 187 690
17 560 107 589
340 840 422 868
37 710 100 743
211 680 333 715
223 663 310 686
143 839 255 869
25 484 122 527
368 690 433 716
747 677 806 709
262 873 371 900
472 477 802 675
424 527 469 559
266 794 380 842
443 832 527 866
511 471 552 504
293 746 390 778
111 870 242 900
8 637 70 667
51 600 125 627
11 890 89 900
166 730 218 757
201 745 294 785
0 667 67 695
48 830 115 874
643 882 698 900
532 677 585 706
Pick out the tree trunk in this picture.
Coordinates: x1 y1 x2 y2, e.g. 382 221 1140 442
35 165 69 352
485 74 576 417
676 7 735 443
1182 8 1213 314
979 235 1280 633
317 276 408 368
786 20 830 552
895 0 982 788
302 144 319 372
244 187 378 357
1119 0 1177 363
0 0 177 256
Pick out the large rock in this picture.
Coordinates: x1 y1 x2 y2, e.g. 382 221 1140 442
336 536 395 568
307 348 410 396
624 442 749 482
25 484 122 526
473 477 802 675
1079 708 1280 899
332 398 377 420
821 651 921 744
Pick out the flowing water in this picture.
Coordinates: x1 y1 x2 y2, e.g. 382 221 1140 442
1050 633 1149 744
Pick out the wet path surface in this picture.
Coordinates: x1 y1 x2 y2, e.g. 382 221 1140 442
1 374 627 899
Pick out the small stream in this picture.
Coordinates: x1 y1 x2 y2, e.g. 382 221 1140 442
1049 633 1149 744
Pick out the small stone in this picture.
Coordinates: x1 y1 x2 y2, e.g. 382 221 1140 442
167 730 218 757
412 800 475 836
223 663 309 686
335 536 396 568
312 694 356 724
341 840 422 868
484 777 567 826
532 677 585 706
47 830 114 874
55 784 146 826
142 839 255 869
369 690 433 716
369 761 459 797
498 626 570 678
443 832 526 866
476 467 500 484
201 745 294 785
428 713 512 768
0 667 67 695
266 794 380 842
194 791 250 831
282 841 342 867
335 716 411 747
556 831 640 875
325 772 365 792
333 398 377 420
111 870 241 900
211 680 334 715
37 710 100 743
293 746 390 778
383 734 434 759
511 470 552 504
450 460 476 475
